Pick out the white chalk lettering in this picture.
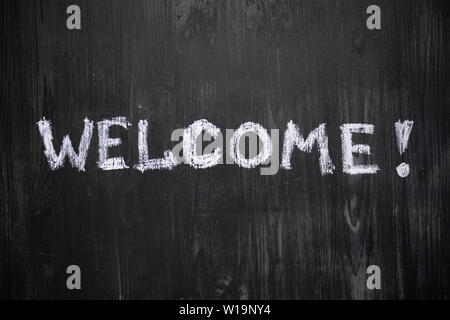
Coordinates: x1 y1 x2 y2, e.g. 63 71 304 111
37 117 93 171
341 123 380 175
97 117 131 170
281 121 335 175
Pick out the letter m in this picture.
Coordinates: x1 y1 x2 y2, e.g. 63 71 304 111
37 118 94 171
281 121 335 175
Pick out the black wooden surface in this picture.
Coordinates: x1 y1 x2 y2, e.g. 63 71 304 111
1 0 449 299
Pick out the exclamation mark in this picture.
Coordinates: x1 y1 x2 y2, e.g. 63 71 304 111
395 120 414 178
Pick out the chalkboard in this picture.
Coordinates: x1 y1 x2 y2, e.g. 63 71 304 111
0 0 449 299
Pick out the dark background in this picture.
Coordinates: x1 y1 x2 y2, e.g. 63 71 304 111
1 0 449 299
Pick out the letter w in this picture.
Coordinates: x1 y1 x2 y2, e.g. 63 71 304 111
37 118 94 171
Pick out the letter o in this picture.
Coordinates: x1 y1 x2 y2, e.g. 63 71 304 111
230 122 272 168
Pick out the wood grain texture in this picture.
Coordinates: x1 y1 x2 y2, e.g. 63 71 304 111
1 0 449 299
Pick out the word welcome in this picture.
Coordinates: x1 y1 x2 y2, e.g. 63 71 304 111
37 117 414 176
